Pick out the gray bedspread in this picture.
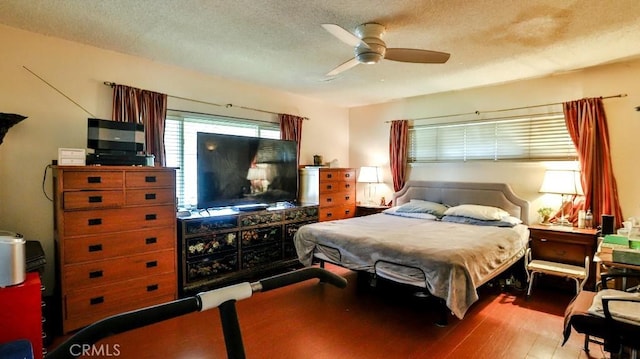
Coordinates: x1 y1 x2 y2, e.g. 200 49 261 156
294 213 529 319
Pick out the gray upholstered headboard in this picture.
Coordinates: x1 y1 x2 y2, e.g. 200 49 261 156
392 181 530 225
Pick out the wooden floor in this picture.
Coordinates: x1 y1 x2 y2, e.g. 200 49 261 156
50 264 611 358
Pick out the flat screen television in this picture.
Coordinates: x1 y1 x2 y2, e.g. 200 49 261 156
197 132 298 209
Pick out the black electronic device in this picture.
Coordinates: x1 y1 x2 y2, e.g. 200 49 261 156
86 118 148 166
86 153 148 166
196 133 298 209
87 118 144 154
601 214 615 235
233 203 270 212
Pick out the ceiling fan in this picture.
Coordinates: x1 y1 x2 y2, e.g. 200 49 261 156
321 22 450 76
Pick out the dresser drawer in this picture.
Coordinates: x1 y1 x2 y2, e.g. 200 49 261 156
63 205 176 236
64 227 175 264
64 249 175 289
125 170 175 188
64 273 176 332
63 190 124 210
126 188 176 206
319 181 355 194
319 169 356 182
63 171 123 190
319 205 355 221
319 191 355 207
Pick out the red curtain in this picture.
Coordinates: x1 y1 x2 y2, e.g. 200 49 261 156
112 84 167 166
389 120 409 195
563 97 623 228
278 114 304 166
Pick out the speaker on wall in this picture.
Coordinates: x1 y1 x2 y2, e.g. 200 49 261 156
601 214 615 235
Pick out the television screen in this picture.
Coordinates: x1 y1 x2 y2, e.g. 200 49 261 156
196 133 298 209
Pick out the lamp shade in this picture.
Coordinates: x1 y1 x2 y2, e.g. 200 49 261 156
357 166 380 183
539 169 584 195
246 167 266 180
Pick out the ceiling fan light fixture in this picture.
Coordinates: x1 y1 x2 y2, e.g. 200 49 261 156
357 52 383 64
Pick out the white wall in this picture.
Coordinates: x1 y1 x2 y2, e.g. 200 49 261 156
0 24 349 293
350 58 640 224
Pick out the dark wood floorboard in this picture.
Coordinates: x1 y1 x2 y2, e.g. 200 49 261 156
50 264 612 358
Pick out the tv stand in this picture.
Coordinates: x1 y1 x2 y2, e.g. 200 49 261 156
177 204 319 296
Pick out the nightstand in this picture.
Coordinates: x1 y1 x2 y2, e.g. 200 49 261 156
356 204 389 217
528 224 599 290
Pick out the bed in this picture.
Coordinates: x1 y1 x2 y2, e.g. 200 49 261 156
294 181 530 321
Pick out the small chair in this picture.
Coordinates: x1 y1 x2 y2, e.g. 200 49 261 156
563 271 640 357
525 248 589 298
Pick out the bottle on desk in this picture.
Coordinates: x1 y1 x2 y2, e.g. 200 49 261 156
585 209 593 229
578 210 586 229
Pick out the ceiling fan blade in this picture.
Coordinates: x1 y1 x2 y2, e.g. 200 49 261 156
385 48 450 64
321 24 370 49
326 57 360 77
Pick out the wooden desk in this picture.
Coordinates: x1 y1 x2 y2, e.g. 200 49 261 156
594 250 640 290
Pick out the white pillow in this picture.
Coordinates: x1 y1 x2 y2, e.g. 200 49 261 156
443 204 509 221
383 206 437 220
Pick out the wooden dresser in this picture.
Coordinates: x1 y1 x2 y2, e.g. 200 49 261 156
53 166 177 334
299 167 356 221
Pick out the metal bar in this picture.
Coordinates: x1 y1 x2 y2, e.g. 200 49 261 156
385 94 628 123
104 81 309 120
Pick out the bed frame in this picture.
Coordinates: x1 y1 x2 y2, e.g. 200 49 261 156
316 181 530 325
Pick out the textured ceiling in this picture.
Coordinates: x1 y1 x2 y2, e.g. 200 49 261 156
1 0 640 107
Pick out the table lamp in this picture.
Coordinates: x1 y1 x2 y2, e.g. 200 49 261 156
539 169 584 226
357 166 381 205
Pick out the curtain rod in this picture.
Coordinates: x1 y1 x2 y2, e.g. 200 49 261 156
103 81 309 120
385 93 628 123
167 108 279 126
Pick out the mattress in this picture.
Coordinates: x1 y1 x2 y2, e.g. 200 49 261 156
294 213 529 319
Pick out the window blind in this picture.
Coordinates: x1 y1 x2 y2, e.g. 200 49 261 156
408 114 577 162
164 110 280 208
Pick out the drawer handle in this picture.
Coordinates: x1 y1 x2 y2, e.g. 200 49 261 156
327 174 333 179
89 270 103 278
327 213 333 217
145 193 157 200
147 284 159 292
345 210 351 214
88 244 103 252
88 195 103 203
326 198 332 203
145 214 157 221
345 195 350 200
345 184 351 188
345 173 351 178
145 176 157 183
87 176 101 184
88 218 102 226
326 185 333 190
145 237 157 245
146 261 158 268
540 238 548 242
90 296 104 305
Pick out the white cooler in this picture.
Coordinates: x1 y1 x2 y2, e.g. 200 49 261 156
0 230 26 287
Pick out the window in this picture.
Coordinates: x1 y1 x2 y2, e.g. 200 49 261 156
164 110 280 208
408 114 577 162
